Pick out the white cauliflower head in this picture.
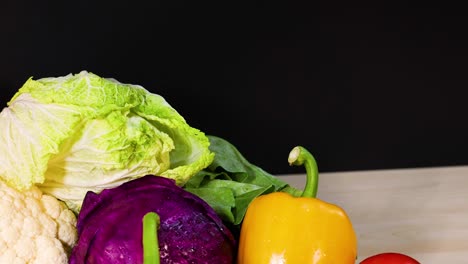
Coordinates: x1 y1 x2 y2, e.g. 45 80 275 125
0 179 77 264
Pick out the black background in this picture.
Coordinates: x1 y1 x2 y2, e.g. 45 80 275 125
2 1 468 174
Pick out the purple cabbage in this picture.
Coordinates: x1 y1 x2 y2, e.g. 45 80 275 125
70 175 236 264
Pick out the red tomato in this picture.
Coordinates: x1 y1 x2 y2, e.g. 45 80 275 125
360 252 420 264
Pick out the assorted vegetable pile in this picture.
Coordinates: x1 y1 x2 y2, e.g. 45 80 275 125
0 71 420 263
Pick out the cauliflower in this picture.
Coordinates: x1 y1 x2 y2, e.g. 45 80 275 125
0 179 77 264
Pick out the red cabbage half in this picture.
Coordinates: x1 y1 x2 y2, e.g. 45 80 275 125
70 175 236 264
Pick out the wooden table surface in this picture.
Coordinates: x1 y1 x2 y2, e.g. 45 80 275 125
278 165 468 263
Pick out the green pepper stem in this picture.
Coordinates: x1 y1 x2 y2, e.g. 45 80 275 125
288 146 319 198
143 212 160 264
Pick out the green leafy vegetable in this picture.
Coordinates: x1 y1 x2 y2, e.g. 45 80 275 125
0 71 214 212
184 136 302 225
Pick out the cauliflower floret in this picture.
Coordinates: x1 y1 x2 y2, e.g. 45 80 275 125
0 179 77 264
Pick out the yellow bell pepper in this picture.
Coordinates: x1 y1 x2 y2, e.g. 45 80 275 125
237 146 357 264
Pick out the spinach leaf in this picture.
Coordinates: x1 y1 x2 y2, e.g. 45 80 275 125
184 135 301 226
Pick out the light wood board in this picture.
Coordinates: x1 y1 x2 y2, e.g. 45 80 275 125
278 165 468 263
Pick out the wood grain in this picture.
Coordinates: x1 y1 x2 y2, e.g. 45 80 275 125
278 165 468 263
